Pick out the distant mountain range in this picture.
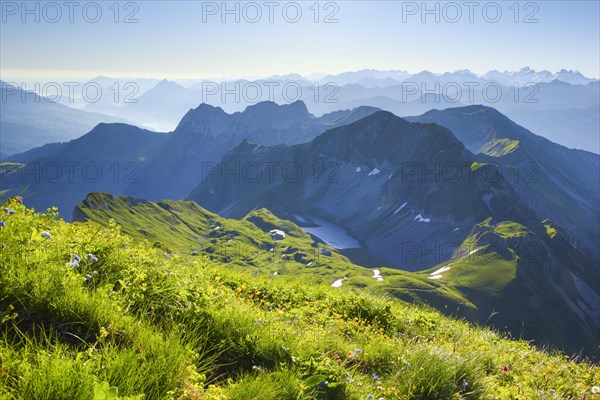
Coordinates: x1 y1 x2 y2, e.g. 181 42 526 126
18 67 593 152
320 67 597 86
2 68 597 153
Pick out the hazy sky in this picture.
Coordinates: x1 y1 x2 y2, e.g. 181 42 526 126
1 1 599 80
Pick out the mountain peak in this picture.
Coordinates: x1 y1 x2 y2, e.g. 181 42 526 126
420 105 512 126
411 105 537 155
82 122 150 139
240 100 313 125
312 110 464 161
154 79 185 90
243 100 310 114
174 103 229 133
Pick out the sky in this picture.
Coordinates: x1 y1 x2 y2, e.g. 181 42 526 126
1 0 599 81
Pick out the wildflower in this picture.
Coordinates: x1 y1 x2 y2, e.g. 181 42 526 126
345 372 350 377
2 208 9 213
69 260 79 268
86 274 92 280
14 196 22 203
500 365 509 373
592 386 600 394
366 395 374 399
73 254 81 262
355 349 363 355
1 244 5 249
373 375 380 381
549 389 556 394
0 221 5 227
462 380 469 388
41 231 51 239
87 253 98 263
347 377 353 383
347 351 354 357
8 210 15 215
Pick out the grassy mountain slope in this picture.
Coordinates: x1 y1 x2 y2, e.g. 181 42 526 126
73 192 472 313
1 198 599 399
420 218 600 358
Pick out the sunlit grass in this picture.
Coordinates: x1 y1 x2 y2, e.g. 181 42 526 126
0 198 598 399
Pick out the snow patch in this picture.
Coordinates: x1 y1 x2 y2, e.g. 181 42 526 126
372 269 384 281
451 227 460 232
394 202 408 215
428 275 443 280
356 167 362 173
469 248 481 256
430 266 450 276
306 261 314 267
414 213 431 223
332 278 345 288
368 168 381 176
